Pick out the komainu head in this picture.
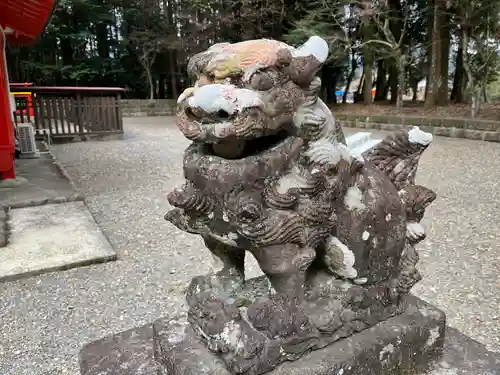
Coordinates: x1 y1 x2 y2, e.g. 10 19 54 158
176 37 330 159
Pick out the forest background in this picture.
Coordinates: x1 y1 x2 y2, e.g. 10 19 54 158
6 0 500 118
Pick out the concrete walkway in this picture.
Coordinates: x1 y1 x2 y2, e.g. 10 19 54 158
0 117 499 375
0 152 116 282
0 153 79 208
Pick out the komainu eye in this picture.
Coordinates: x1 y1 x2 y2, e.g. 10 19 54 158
249 72 275 91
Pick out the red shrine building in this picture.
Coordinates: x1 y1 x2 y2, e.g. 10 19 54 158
0 0 57 179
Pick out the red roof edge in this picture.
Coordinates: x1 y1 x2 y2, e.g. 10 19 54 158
3 0 59 46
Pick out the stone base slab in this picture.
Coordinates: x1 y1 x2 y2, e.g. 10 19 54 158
427 326 500 375
0 201 116 281
154 295 445 375
78 296 500 375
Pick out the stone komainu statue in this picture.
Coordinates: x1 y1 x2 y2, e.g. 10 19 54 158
165 36 437 375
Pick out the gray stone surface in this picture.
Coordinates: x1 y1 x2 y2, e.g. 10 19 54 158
78 321 500 375
79 324 161 375
121 99 176 118
336 117 500 143
0 117 499 375
0 201 117 282
78 314 500 375
154 295 445 375
426 327 500 375
0 153 81 208
81 296 498 375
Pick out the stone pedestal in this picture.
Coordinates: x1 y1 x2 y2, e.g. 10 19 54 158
79 295 499 375
154 295 446 375
79 34 500 375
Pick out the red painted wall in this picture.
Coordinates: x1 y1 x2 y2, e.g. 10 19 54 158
0 0 57 179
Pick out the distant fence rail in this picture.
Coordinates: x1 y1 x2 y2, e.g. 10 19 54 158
120 99 177 117
335 113 500 142
10 86 125 138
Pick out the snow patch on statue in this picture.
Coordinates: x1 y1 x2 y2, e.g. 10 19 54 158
291 36 329 63
305 139 352 166
277 165 315 194
324 236 358 279
187 84 263 115
408 126 433 146
344 185 366 211
407 222 426 241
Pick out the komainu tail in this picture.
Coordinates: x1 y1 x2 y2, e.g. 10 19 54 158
363 126 433 191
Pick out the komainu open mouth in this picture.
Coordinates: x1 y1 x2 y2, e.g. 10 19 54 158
185 107 236 124
204 129 291 160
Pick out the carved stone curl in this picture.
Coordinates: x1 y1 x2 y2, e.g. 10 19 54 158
165 36 437 375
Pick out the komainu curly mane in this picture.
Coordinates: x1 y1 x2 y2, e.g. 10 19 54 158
165 36 437 375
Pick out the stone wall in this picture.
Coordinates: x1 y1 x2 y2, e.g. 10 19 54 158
336 114 500 142
121 99 177 117
120 100 500 142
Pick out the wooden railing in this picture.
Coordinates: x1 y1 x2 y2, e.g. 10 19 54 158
10 86 125 138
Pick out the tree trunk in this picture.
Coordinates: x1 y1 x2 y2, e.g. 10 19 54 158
461 28 475 117
388 63 398 104
424 8 433 102
60 39 74 66
450 43 465 102
471 88 480 118
374 60 388 101
396 54 406 110
343 51 357 103
388 0 404 42
165 0 179 99
474 75 489 116
363 56 373 105
361 8 373 105
145 67 154 100
382 76 391 100
168 49 178 99
358 73 364 95
482 83 489 103
5 47 20 82
158 74 166 99
96 23 109 59
362 44 373 104
411 80 418 101
436 9 450 106
425 0 444 108
322 66 337 104
387 0 404 104
231 0 243 42
355 72 364 103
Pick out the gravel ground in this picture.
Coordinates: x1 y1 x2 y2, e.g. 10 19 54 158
0 116 499 375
